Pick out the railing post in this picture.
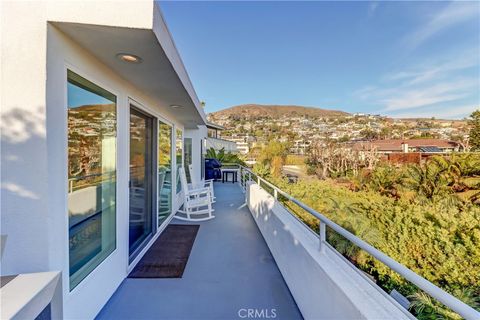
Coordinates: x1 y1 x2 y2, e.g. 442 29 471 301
240 167 243 188
243 168 246 189
319 221 326 253
257 176 261 185
274 188 278 200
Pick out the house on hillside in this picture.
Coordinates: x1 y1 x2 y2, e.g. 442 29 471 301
206 122 238 153
350 139 464 164
351 139 462 154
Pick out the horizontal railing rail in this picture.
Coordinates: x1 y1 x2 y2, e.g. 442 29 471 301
68 171 116 181
236 164 480 320
68 171 116 193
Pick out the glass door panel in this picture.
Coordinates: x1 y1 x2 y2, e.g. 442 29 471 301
184 138 192 183
129 107 154 258
158 120 172 226
175 129 183 195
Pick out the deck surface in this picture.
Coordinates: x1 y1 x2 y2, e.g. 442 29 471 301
96 182 302 320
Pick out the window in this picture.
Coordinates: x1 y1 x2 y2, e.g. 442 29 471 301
207 128 217 138
67 70 116 290
158 120 172 226
184 138 192 183
175 129 183 194
201 139 205 180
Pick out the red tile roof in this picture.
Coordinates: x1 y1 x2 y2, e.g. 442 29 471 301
351 139 459 152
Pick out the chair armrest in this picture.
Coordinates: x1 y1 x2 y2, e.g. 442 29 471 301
204 180 214 187
188 187 211 195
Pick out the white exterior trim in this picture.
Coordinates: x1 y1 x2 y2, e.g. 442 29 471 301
1 2 207 318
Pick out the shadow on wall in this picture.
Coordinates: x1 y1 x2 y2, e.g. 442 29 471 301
249 186 303 249
1 106 50 273
1 106 46 200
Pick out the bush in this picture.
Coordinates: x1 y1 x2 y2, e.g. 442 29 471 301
268 176 480 316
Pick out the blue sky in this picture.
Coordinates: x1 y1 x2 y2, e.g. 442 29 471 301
68 83 113 108
160 1 480 119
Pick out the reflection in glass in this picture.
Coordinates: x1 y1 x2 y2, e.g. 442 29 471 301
184 138 192 183
201 138 206 180
67 70 116 290
176 129 183 194
158 121 172 226
129 108 154 257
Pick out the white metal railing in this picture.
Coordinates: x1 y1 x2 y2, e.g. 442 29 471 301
206 137 238 153
236 164 480 320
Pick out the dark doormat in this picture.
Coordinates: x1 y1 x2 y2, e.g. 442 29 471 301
128 224 200 278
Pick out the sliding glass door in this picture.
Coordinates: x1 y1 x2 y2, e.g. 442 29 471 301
184 138 192 183
129 107 155 259
175 129 183 195
158 120 172 226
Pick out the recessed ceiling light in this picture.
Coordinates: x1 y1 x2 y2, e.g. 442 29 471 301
170 105 183 108
116 53 142 64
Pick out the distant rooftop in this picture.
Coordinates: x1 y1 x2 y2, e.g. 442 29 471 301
206 122 226 131
352 139 460 152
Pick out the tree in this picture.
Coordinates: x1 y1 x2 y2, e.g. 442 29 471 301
338 134 350 143
380 127 392 139
256 140 289 177
306 141 379 179
468 109 480 151
409 289 480 320
206 148 245 166
360 128 379 140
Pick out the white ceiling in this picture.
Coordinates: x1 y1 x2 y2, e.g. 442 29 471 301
53 22 205 128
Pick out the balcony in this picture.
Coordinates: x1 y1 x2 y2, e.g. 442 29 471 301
206 137 238 153
96 172 479 319
96 182 301 319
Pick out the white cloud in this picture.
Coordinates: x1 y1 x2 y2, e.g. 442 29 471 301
390 104 478 119
367 2 379 18
353 47 479 118
380 78 477 111
352 2 479 119
404 1 479 50
385 49 479 85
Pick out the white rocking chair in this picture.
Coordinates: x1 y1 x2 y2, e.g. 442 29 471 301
188 164 216 202
174 167 215 221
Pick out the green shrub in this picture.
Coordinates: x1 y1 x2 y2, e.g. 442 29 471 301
268 176 480 316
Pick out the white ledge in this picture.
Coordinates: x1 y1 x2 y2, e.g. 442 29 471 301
1 271 61 320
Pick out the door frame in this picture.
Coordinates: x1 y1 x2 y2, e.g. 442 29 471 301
128 103 157 262
126 98 178 272
157 118 175 230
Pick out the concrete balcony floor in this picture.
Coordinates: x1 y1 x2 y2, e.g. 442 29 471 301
96 182 302 320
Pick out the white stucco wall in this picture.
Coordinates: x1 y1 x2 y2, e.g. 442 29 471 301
246 182 412 320
185 125 208 185
0 0 156 273
1 1 207 318
1 1 51 275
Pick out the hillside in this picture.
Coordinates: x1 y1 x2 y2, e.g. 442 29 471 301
209 104 349 119
70 103 116 112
